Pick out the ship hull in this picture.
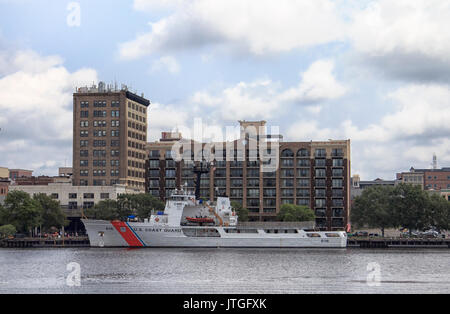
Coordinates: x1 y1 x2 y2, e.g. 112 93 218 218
82 220 347 248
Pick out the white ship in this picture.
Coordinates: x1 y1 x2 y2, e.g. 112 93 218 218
82 189 347 248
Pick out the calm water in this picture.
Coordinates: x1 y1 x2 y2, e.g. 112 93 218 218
0 248 449 294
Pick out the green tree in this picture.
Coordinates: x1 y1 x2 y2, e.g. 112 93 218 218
116 194 137 220
0 224 16 239
0 191 42 235
86 199 119 220
426 193 450 232
132 194 165 219
393 184 431 234
277 204 315 222
231 201 249 222
86 194 165 221
33 193 68 231
351 185 397 237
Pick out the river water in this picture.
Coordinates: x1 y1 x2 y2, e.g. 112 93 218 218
0 248 449 294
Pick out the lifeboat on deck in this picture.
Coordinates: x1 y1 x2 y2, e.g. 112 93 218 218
186 217 215 224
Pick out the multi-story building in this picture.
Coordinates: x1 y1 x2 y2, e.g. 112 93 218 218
72 82 150 191
9 169 33 180
145 121 351 231
9 182 141 232
0 177 9 202
397 167 450 190
350 174 396 200
58 167 73 178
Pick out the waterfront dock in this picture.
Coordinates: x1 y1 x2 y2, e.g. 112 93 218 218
1 237 90 248
348 237 450 248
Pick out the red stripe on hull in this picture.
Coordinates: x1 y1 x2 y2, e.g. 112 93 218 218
111 221 143 247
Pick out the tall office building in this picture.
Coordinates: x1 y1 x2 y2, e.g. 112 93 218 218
73 83 150 191
145 121 351 231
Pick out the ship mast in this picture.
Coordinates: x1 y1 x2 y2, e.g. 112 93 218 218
193 161 210 200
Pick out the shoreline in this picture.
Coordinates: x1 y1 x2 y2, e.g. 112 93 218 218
1 237 449 249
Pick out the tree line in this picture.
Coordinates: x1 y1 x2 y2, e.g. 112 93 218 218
0 191 67 238
351 183 450 237
85 194 165 221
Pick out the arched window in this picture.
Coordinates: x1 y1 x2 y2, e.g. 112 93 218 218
281 149 294 157
297 148 309 157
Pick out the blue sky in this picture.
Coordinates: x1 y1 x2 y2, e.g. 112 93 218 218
0 0 450 179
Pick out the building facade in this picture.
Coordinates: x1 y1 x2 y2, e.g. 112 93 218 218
145 121 351 231
350 175 397 200
9 169 33 180
9 183 140 213
397 167 450 191
9 183 141 232
72 83 150 191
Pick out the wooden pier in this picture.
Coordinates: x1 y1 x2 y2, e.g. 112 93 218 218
347 237 450 249
1 237 90 248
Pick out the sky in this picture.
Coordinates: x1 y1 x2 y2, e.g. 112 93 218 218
0 0 449 180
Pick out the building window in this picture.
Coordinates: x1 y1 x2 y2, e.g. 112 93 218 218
50 193 59 199
332 159 344 167
332 179 343 188
80 140 88 147
297 169 310 177
80 101 89 108
80 170 88 177
332 148 343 157
80 111 89 118
281 179 294 187
80 121 89 127
281 149 294 157
111 130 120 137
315 149 326 157
315 179 326 187
297 199 309 206
69 193 77 199
315 189 326 197
111 101 120 107
80 160 88 167
111 110 120 117
68 202 78 209
332 169 343 177
315 199 326 207
315 168 326 177
315 159 326 167
281 169 294 177
297 179 309 187
166 169 176 177
297 148 309 157
297 189 310 197
100 193 110 199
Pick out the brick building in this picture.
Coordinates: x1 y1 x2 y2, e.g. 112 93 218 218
397 167 450 190
72 82 150 191
145 121 351 231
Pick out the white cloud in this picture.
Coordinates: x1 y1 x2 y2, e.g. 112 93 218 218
147 102 189 141
0 49 97 175
151 56 180 74
279 60 348 104
286 83 450 179
350 0 450 81
121 0 347 59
